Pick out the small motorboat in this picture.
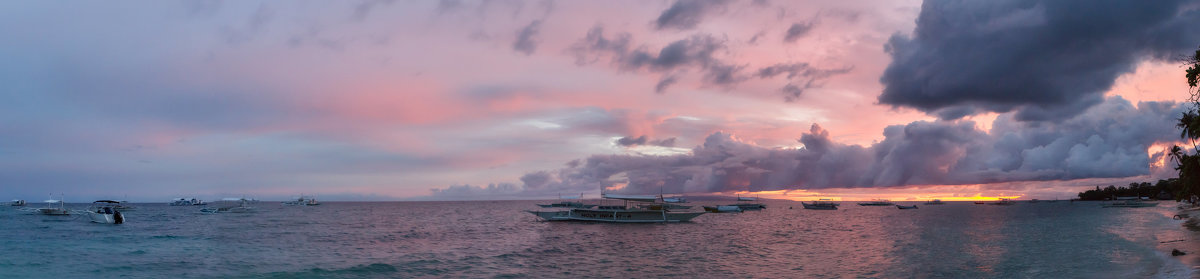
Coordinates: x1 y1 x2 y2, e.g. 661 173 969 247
9 199 25 206
88 200 125 224
896 205 918 209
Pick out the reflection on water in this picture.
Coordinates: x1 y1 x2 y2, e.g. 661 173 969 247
0 200 1192 278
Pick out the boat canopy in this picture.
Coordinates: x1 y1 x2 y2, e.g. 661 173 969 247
93 200 121 203
44 199 60 203
222 198 247 201
559 194 582 199
602 194 657 202
738 197 757 201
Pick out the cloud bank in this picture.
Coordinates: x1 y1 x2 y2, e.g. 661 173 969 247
433 97 1184 197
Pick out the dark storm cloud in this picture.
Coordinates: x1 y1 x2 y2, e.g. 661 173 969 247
654 0 731 31
513 20 542 55
570 25 850 96
569 26 737 90
783 22 813 43
467 97 1184 196
880 0 1200 121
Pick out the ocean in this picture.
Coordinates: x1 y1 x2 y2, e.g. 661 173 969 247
0 200 1195 278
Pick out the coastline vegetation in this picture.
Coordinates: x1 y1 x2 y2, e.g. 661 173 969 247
1076 180 1178 201
1173 45 1200 202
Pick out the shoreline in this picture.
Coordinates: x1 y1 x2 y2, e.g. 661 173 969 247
1165 204 1200 278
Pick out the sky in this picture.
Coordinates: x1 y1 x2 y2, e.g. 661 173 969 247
2 0 1199 202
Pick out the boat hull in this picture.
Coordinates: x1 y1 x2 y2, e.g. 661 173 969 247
703 205 743 213
38 208 70 215
733 204 766 210
89 212 124 224
801 202 838 210
527 209 705 223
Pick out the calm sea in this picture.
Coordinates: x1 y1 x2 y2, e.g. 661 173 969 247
0 200 1195 278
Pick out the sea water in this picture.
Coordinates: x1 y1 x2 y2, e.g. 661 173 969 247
0 200 1193 278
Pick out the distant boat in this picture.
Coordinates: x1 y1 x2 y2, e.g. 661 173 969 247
537 194 596 209
896 205 918 209
527 194 706 223
87 200 125 224
282 195 320 206
974 201 986 204
1102 197 1158 208
169 198 206 206
923 199 945 205
9 199 25 206
988 199 1016 206
702 205 743 213
730 196 766 210
801 200 838 210
858 199 894 206
113 201 135 211
200 198 256 213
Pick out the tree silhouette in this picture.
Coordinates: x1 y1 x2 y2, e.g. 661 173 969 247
1171 45 1200 201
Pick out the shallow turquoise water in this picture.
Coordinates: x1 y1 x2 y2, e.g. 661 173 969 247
0 200 1192 278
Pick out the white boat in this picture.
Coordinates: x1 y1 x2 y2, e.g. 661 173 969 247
702 205 744 213
923 199 945 205
200 198 256 213
169 198 207 206
38 196 69 215
527 194 706 223
801 200 839 210
858 199 894 206
9 199 25 206
87 200 125 224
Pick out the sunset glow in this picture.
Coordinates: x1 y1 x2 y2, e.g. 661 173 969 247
0 1 1194 202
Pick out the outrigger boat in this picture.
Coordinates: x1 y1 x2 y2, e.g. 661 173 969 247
731 196 766 210
801 199 839 210
37 194 70 215
88 200 125 224
527 194 706 223
923 199 945 205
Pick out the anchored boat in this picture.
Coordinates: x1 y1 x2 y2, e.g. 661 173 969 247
88 200 125 224
527 194 705 223
801 199 839 210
